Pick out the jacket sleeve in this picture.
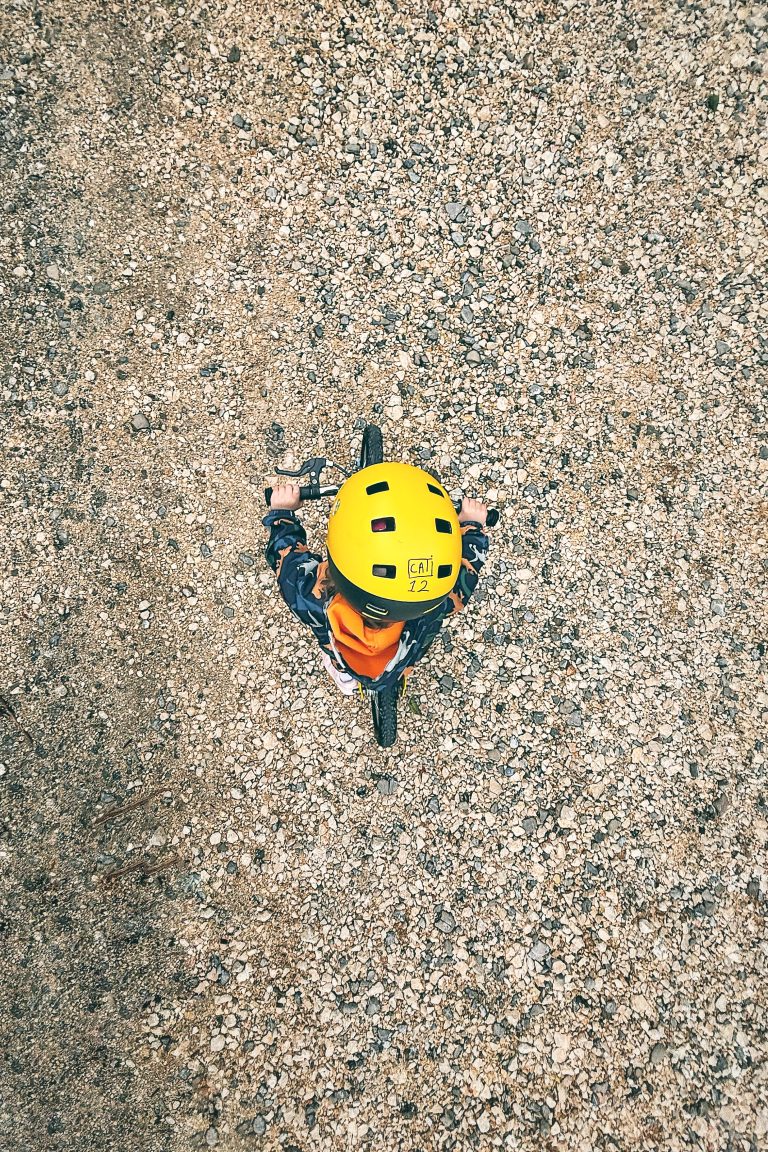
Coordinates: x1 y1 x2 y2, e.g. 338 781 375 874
262 510 332 629
445 521 489 616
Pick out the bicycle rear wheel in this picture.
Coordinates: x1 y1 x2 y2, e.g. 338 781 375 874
371 683 398 748
359 424 383 468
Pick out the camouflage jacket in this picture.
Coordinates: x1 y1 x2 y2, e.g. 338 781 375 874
262 509 489 691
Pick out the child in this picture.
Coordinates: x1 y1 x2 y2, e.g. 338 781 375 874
262 461 490 694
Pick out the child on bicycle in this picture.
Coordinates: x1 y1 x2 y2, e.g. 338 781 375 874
262 462 490 694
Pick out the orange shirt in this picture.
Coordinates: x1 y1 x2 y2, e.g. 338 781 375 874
326 595 404 679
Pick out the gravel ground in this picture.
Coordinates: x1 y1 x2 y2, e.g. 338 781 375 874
2 1 767 1150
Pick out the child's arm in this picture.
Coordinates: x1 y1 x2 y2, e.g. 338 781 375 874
445 498 490 616
263 485 332 628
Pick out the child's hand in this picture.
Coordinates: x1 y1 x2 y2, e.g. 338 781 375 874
458 497 488 526
270 483 302 510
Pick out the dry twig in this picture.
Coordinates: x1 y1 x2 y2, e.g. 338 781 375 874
93 785 167 827
102 855 181 883
0 696 34 747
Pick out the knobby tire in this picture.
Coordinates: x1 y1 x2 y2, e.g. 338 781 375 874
360 424 383 468
372 685 398 748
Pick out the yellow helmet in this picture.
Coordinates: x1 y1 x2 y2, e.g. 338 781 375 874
326 462 462 622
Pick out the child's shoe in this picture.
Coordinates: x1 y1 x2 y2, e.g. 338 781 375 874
320 650 358 696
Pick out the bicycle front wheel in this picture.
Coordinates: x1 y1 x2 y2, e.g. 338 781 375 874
359 424 383 469
371 684 398 748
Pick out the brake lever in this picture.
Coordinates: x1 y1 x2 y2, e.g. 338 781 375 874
275 457 327 484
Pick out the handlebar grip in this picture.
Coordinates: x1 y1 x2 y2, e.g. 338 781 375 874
264 484 319 507
453 502 500 528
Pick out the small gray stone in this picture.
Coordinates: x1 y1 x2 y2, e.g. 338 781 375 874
446 202 466 222
205 1127 218 1147
436 910 456 933
650 1043 667 1065
376 776 398 796
130 413 149 431
713 792 730 816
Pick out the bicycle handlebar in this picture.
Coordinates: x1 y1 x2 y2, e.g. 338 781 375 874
264 485 499 527
264 484 339 505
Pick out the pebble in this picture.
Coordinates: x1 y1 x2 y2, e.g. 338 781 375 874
436 910 456 933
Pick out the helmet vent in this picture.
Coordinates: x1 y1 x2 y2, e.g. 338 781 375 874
372 564 396 579
427 483 444 496
438 564 452 578
366 481 389 495
435 518 453 534
371 517 395 532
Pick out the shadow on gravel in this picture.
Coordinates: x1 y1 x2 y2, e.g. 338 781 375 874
2 621 185 1152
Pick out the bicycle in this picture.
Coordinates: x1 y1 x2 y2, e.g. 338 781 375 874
265 424 499 748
